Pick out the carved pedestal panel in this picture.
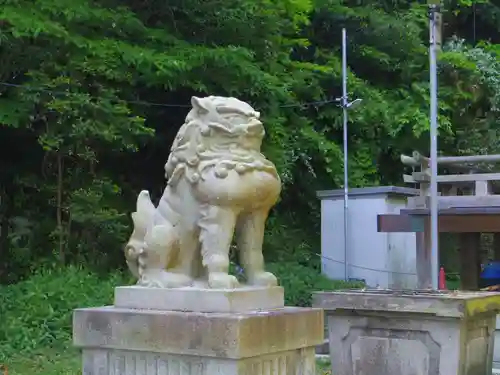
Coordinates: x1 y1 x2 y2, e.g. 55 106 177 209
79 347 316 375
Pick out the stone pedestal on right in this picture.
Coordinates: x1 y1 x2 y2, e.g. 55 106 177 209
313 289 500 375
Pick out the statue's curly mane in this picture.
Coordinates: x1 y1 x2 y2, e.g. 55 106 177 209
164 96 276 186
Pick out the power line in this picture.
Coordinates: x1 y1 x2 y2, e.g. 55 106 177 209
0 81 340 109
316 252 459 277
279 99 340 108
235 251 457 278
315 253 418 276
0 82 191 108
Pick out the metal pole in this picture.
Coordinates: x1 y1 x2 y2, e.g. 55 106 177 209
342 28 349 282
429 4 440 290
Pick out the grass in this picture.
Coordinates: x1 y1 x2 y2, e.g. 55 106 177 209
4 347 80 375
316 358 333 374
3 348 332 375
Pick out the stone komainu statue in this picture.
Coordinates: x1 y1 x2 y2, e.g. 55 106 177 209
124 96 281 289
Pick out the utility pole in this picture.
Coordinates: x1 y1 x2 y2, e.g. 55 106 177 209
339 28 362 281
341 28 349 282
428 0 442 290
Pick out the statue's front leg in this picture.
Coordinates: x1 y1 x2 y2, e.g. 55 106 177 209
236 209 278 287
199 204 239 289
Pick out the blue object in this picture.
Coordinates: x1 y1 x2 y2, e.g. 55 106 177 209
481 262 500 280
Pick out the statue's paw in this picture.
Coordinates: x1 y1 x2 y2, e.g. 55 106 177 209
208 272 240 289
163 272 193 288
248 271 278 287
139 270 193 288
137 278 163 288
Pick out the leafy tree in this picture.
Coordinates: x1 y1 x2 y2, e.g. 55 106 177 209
0 0 498 282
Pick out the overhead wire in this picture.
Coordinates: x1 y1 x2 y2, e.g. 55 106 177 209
232 252 460 281
0 81 341 109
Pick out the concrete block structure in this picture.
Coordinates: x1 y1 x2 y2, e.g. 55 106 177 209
317 186 419 288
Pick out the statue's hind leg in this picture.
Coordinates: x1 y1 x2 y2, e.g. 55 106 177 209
169 228 199 282
199 204 239 289
139 224 192 288
236 209 278 287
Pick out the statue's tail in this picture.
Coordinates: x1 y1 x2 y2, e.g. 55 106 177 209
124 190 156 278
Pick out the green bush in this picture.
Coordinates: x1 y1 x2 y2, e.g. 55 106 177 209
267 262 365 306
0 266 131 360
0 261 362 360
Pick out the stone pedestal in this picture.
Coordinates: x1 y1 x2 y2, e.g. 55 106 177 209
73 286 324 375
313 289 500 375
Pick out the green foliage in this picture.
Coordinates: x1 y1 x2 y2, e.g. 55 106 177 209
267 262 365 306
7 348 81 375
0 263 358 362
0 0 498 369
0 0 498 298
450 39 500 112
0 266 132 360
0 0 325 278
440 37 500 155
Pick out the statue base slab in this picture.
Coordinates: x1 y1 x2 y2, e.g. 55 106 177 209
73 305 323 375
114 285 285 313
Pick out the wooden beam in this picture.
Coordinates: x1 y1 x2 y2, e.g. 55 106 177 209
440 215 500 232
378 213 500 233
403 174 416 184
416 152 500 165
411 172 500 184
440 173 500 183
407 195 500 209
377 214 425 233
438 154 500 165
402 207 500 215
401 151 498 172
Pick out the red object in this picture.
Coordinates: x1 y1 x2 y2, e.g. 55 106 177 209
439 267 446 290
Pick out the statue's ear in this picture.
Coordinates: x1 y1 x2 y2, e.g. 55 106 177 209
191 96 209 113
